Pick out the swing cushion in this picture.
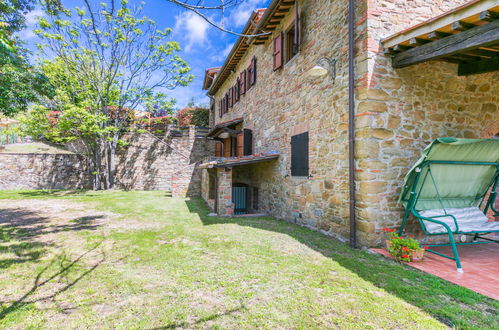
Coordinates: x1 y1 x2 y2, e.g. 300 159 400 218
419 207 499 234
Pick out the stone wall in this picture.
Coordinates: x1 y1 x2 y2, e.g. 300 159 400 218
209 0 366 240
115 126 213 196
353 0 499 245
0 127 214 195
206 0 498 246
0 153 91 190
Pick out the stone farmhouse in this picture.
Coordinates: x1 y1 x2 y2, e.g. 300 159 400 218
200 0 499 247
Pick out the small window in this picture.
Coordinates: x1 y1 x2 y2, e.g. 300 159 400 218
252 187 259 210
285 25 298 63
291 132 309 177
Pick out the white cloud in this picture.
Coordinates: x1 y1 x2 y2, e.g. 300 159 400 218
211 42 234 63
19 9 46 40
229 0 266 27
174 11 210 52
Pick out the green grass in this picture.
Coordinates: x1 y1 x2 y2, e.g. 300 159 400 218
0 142 73 154
0 190 497 329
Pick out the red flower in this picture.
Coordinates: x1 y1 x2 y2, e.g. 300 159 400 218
401 254 409 259
383 228 395 233
402 246 409 252
408 235 414 238
398 236 403 239
424 246 429 250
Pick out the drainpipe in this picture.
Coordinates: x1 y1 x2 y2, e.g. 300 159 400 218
348 0 357 248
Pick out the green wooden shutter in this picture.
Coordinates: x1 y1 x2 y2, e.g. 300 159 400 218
291 132 309 176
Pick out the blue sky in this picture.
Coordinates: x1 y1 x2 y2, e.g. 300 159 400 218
20 0 270 109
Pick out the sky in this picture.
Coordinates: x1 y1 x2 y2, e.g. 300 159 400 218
20 0 271 109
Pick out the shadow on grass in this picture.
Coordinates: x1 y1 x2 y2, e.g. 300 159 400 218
15 190 90 198
185 198 498 328
152 305 246 329
0 208 105 270
0 242 106 321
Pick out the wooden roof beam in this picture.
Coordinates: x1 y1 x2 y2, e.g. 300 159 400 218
392 20 499 68
451 20 476 31
427 31 452 40
479 10 499 22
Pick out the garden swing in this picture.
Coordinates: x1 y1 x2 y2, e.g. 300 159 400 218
398 138 499 272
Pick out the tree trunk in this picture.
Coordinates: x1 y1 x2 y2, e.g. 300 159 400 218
104 142 111 189
93 147 102 190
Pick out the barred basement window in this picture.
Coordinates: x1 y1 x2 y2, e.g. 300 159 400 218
291 131 309 177
252 187 259 210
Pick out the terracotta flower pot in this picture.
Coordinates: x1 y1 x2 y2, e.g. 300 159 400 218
385 240 392 249
411 249 425 262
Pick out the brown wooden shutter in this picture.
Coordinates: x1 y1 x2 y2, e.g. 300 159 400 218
224 93 229 113
215 142 222 157
250 56 257 86
235 80 240 102
218 100 222 118
240 71 246 94
223 138 231 157
228 88 233 108
236 133 244 157
246 66 251 90
273 33 283 70
294 0 300 53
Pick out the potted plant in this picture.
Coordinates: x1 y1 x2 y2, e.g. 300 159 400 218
383 228 426 262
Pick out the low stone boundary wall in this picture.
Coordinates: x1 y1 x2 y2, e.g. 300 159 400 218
0 153 91 190
0 127 214 196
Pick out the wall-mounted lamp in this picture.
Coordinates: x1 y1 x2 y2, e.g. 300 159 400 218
218 132 230 139
307 57 337 82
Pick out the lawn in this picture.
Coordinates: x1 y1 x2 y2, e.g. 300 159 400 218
0 190 497 329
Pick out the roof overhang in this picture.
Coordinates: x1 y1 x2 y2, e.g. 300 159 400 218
199 153 280 169
382 0 499 76
208 0 296 96
202 67 221 90
206 118 244 138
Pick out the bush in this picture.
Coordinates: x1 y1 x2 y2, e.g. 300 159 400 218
177 107 209 127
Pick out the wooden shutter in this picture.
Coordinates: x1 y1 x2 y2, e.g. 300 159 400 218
246 66 252 90
243 128 253 156
215 142 222 157
224 93 229 113
294 0 300 53
240 71 246 94
223 138 232 157
218 100 222 118
250 56 257 86
235 80 240 102
228 88 233 108
273 32 283 70
291 132 309 176
236 133 244 157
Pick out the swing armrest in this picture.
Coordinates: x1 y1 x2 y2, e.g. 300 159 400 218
413 211 459 233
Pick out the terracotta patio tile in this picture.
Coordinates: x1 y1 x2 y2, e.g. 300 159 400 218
371 243 499 300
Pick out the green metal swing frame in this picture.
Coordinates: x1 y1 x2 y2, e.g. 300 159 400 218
398 139 499 272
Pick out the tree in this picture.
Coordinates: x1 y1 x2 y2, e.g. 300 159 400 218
0 0 58 116
23 0 193 190
164 0 271 37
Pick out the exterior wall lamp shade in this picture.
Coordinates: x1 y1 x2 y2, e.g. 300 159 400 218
307 65 328 77
307 57 337 81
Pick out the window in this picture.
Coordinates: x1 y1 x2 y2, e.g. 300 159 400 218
252 187 259 210
228 88 233 108
285 25 298 63
246 56 257 90
236 129 252 157
218 100 222 118
291 132 309 177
